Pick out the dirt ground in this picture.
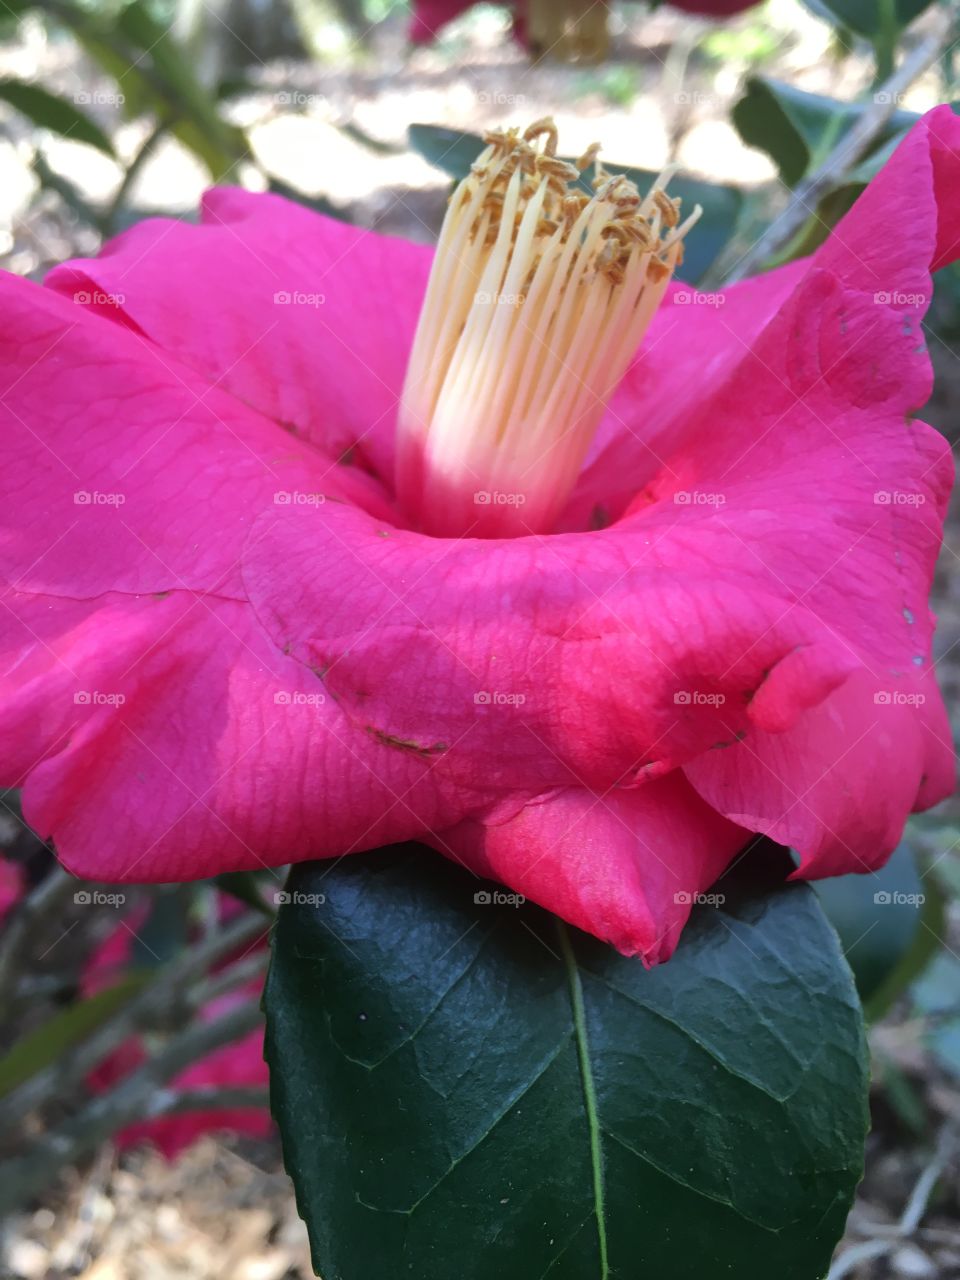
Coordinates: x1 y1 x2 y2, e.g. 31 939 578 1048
1 2 959 1278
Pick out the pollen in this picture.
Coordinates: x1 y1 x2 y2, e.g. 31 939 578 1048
396 117 700 538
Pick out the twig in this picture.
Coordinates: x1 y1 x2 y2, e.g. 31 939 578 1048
827 1125 958 1280
725 2 960 284
0 866 76 1015
0 911 269 1130
147 1084 270 1119
0 1001 264 1215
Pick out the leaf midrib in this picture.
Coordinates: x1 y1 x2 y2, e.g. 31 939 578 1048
558 921 609 1280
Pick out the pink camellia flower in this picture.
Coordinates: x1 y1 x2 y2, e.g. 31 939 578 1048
0 109 955 964
409 1 602 58
0 857 22 921
84 903 269 1157
408 0 755 49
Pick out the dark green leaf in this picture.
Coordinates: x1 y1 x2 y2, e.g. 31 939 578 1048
815 838 942 1019
52 0 247 178
0 78 115 155
266 844 868 1280
0 975 148 1099
115 0 247 178
407 122 741 283
800 0 936 39
732 77 917 187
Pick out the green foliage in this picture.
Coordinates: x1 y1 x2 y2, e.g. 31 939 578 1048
265 844 869 1280
0 78 115 154
815 839 945 1021
0 975 149 1099
800 0 937 40
733 77 918 187
575 65 641 107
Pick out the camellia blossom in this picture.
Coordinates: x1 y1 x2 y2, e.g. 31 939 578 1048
410 0 607 59
408 0 757 51
0 109 956 964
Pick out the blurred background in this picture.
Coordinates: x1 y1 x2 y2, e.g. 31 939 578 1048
0 1 959 1277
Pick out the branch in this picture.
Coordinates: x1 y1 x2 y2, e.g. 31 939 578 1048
0 866 76 1015
0 1001 264 1215
725 3 960 284
0 911 269 1130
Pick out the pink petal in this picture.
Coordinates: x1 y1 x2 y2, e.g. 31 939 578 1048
46 189 431 488
562 262 809 531
686 672 939 879
1 588 470 882
0 272 391 605
431 773 748 963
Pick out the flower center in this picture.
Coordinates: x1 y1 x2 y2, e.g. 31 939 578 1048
396 118 700 539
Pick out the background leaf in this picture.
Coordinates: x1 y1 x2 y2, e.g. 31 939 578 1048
800 0 937 39
265 844 868 1280
0 975 148 1099
0 78 115 155
815 838 944 1020
732 77 917 187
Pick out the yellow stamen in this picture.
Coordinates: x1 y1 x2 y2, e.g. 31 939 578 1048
396 118 701 538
